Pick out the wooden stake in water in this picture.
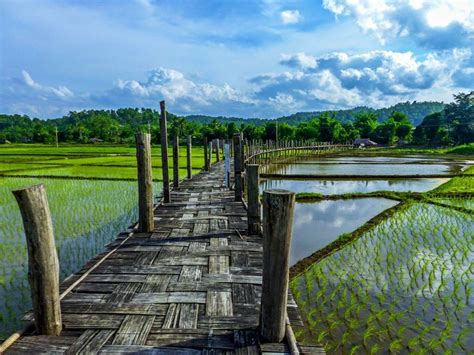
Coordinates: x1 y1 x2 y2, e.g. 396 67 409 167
203 137 210 172
260 189 295 342
159 101 171 203
12 184 62 336
136 133 154 232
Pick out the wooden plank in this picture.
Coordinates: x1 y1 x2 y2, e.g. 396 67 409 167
112 315 155 345
66 329 115 354
207 291 233 316
131 292 207 304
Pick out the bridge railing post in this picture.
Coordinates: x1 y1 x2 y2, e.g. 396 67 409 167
159 100 171 203
203 137 210 172
215 139 220 162
173 135 179 189
260 189 295 342
12 184 62 336
233 133 243 201
247 164 260 235
136 133 154 232
187 135 192 179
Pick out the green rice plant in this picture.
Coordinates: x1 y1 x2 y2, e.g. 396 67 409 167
0 176 159 338
291 202 473 353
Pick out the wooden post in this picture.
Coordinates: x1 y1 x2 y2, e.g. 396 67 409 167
159 101 171 203
187 135 192 179
260 189 295 342
173 135 179 189
12 185 62 336
203 137 210 172
247 164 260 235
224 143 230 188
233 133 242 201
136 133 154 232
215 139 220 162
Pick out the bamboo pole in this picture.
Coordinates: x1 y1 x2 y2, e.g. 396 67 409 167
12 184 62 336
136 133 154 232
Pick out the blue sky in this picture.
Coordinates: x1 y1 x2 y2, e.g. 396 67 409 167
0 0 473 118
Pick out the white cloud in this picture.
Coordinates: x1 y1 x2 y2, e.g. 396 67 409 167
323 0 474 48
280 10 301 24
280 52 317 70
22 70 73 98
2 48 470 118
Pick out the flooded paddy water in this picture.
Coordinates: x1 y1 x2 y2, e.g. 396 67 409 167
259 154 473 353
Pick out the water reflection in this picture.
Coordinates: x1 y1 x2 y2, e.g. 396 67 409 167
261 178 449 194
269 163 459 175
290 198 398 265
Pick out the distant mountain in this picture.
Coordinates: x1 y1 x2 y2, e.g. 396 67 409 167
184 101 445 126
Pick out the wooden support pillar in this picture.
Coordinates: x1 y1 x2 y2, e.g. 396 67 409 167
224 143 230 188
187 135 192 179
233 133 243 201
215 139 220 162
12 185 62 336
136 133 154 232
173 135 179 189
260 189 295 342
203 137 210 172
247 164 260 235
159 101 171 203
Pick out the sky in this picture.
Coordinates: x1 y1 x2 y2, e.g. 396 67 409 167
0 0 473 119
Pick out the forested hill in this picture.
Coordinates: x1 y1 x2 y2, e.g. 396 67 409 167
184 102 444 126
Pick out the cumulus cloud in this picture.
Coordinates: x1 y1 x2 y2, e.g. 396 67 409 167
0 70 79 117
96 68 257 116
250 49 468 113
1 49 469 118
280 10 301 24
280 52 317 70
323 0 474 49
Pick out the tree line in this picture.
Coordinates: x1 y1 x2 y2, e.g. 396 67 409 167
0 92 471 147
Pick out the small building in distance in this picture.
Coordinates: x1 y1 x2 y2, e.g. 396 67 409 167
354 138 378 147
89 137 104 143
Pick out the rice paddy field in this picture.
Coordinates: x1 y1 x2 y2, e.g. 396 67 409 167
266 153 473 354
0 143 209 339
0 144 472 354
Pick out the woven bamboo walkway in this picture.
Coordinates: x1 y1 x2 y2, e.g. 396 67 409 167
7 162 323 354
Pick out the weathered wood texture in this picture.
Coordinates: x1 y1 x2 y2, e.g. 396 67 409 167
187 135 192 179
173 135 179 189
12 184 62 336
246 164 260 235
261 190 295 342
233 133 243 202
6 162 323 354
203 137 210 172
159 101 171 203
136 133 154 233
